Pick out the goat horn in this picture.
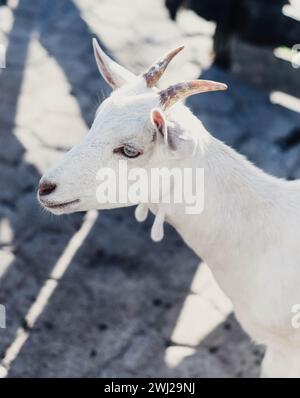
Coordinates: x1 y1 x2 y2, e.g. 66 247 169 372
159 80 228 109
143 45 184 88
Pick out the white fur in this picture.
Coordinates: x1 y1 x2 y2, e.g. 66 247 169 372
39 41 300 377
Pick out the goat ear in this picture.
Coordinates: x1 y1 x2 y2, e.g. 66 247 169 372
151 108 196 157
151 109 168 146
92 38 137 89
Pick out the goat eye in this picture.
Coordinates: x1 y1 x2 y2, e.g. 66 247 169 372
120 145 141 158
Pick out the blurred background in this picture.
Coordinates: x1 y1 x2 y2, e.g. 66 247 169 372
0 0 299 378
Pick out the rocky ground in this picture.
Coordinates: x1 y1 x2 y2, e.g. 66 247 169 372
0 0 299 378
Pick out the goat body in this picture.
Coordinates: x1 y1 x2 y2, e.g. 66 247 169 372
38 41 300 377
150 105 300 377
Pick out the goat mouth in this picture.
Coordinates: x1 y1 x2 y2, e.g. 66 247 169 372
42 199 80 210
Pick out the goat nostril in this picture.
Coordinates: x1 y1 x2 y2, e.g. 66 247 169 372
39 181 57 196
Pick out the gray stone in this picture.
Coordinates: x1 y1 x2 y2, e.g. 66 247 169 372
240 137 288 178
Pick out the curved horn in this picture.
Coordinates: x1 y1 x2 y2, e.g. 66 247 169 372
159 80 228 109
143 45 184 88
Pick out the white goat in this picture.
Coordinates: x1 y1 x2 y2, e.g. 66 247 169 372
38 40 300 377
